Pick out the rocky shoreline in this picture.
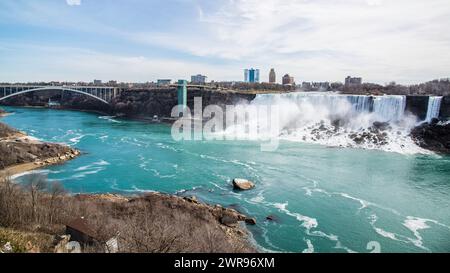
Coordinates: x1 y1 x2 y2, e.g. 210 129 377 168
0 116 258 253
0 120 80 176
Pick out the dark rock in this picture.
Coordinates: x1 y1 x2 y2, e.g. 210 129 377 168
244 218 257 225
406 96 429 121
439 96 450 120
265 215 279 222
411 122 450 154
372 121 390 131
184 196 199 204
430 118 440 125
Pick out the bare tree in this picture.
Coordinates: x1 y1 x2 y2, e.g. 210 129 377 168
25 174 48 223
47 181 65 225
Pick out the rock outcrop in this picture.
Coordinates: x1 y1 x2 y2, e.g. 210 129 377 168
110 88 256 119
232 178 256 191
440 96 450 120
405 96 429 121
0 122 80 170
411 121 450 154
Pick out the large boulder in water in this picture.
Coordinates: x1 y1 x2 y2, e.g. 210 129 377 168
411 121 450 154
232 178 255 191
372 121 391 131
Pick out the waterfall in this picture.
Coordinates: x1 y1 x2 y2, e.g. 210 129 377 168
253 92 407 122
425 96 443 122
372 95 406 123
235 92 425 154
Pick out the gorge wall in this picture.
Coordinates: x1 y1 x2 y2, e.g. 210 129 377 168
1 88 449 121
440 96 450 119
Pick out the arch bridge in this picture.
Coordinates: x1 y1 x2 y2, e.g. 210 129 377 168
0 85 121 105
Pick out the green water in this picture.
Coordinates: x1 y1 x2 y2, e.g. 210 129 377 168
2 106 450 253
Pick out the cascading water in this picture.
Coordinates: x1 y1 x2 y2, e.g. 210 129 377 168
425 97 443 122
230 92 427 154
372 95 406 123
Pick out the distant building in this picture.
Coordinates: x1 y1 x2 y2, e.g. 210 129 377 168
282 74 295 85
302 81 330 91
269 68 276 83
157 79 172 86
191 74 207 84
93 79 102 85
244 68 260 83
345 76 362 86
313 82 330 90
302 82 312 90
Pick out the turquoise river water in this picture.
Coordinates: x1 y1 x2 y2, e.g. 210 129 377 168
2 106 450 253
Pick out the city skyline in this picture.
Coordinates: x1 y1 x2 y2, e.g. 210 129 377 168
0 0 449 84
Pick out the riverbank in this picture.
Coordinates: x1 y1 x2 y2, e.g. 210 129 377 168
0 121 80 176
0 119 258 253
0 108 7 117
0 177 257 253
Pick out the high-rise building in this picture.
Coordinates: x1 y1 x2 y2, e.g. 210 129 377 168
269 68 276 83
191 74 207 84
93 79 102 85
282 74 295 85
244 68 260 83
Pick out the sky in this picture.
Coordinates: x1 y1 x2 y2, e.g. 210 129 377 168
0 0 449 84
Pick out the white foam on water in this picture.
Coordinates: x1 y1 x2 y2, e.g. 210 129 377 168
249 193 265 203
271 201 356 252
68 134 86 144
75 160 110 171
149 168 176 179
302 239 315 253
99 116 122 123
368 214 407 243
339 193 372 210
403 216 432 251
9 169 51 180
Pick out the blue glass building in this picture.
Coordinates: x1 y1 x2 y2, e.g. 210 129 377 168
244 68 260 83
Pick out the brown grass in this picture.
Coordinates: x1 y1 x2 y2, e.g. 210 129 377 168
0 174 255 253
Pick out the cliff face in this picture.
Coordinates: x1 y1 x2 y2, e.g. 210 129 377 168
1 89 448 122
110 88 256 118
440 96 450 120
110 88 177 118
0 88 257 118
405 96 429 121
0 90 111 113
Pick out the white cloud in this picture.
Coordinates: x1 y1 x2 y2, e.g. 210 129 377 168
66 0 81 6
1 0 449 84
130 0 450 83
